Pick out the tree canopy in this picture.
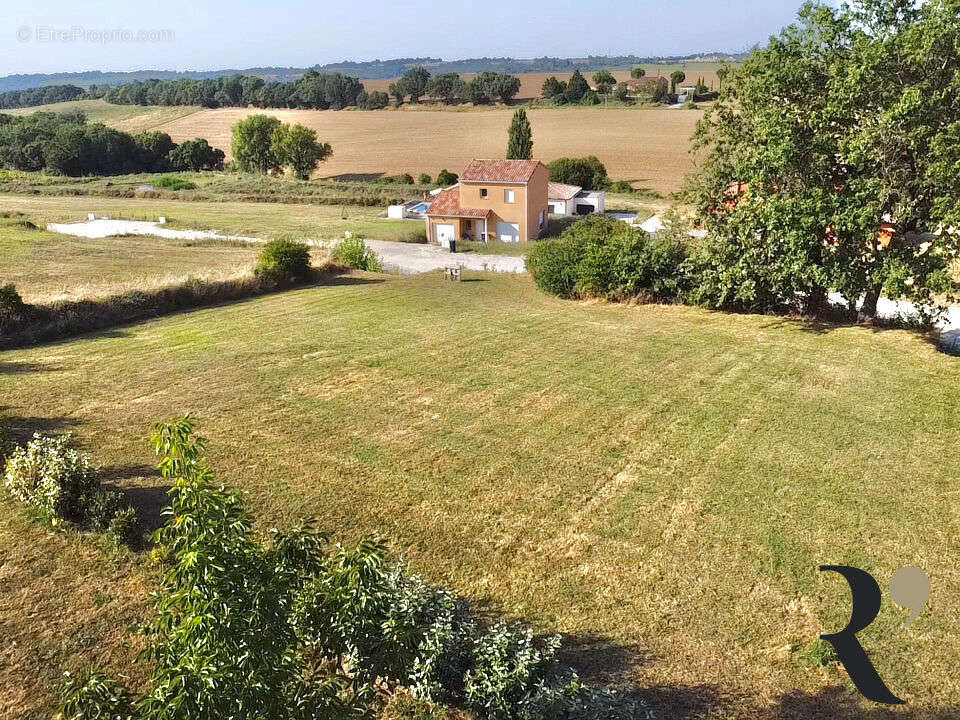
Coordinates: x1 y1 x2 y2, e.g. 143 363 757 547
687 0 960 320
506 108 533 160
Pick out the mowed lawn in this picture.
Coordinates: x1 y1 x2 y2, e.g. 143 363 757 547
2 269 959 718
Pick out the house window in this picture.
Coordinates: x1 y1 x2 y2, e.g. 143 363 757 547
504 189 515 203
480 188 488 198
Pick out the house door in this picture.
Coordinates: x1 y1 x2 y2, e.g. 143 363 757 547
434 223 455 248
497 222 520 243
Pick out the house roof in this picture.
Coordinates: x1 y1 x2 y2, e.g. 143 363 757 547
460 159 544 184
547 182 582 201
425 185 491 218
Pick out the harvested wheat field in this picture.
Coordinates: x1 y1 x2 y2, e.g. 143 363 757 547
151 105 702 196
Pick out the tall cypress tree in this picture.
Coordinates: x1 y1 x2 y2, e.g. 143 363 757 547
506 108 533 160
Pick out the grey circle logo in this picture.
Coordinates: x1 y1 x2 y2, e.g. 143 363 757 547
16 26 31 42
889 565 930 627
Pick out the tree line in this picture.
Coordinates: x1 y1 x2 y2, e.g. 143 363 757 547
388 66 522 105
0 111 224 175
0 84 85 109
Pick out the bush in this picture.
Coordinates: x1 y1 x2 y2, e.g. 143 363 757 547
398 173 415 185
152 175 197 191
526 215 690 303
61 670 137 720
0 282 28 331
547 157 608 191
108 507 140 547
333 235 383 272
82 488 126 531
418 173 432 185
3 433 99 523
254 239 312 285
607 180 635 193
436 169 458 186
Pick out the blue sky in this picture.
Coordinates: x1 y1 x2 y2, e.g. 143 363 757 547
2 0 809 75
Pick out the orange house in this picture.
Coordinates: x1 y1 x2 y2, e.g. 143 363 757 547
425 159 549 245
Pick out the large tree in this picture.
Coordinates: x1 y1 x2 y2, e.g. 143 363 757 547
270 123 332 180
231 114 282 174
506 108 533 160
687 0 960 320
400 66 431 103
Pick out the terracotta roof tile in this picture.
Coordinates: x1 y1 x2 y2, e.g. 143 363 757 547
460 159 543 184
425 185 490 218
548 182 582 200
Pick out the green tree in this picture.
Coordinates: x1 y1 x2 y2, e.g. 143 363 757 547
564 70 590 103
400 66 431 103
270 123 331 180
506 108 533 160
547 156 608 191
388 82 405 106
231 114 282 173
167 138 225 171
614 82 630 103
630 66 646 79
541 76 567 103
592 70 616 95
716 64 730 91
425 73 466 104
669 70 686 94
436 168 458 185
687 0 960 321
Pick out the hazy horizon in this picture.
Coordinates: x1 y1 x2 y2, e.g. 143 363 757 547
2 0 811 76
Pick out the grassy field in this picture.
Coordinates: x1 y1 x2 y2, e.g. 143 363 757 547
2 200 959 719
8 98 702 197
0 215 261 303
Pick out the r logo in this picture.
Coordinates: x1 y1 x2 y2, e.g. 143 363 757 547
819 565 904 705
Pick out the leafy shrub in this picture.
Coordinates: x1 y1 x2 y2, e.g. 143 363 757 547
254 239 312 285
464 625 565 720
61 669 137 720
607 180 635 193
418 173 432 185
0 282 29 331
108 507 140 547
4 433 99 523
526 215 690 303
333 235 383 272
82 488 126 531
398 173 415 185
152 175 197 191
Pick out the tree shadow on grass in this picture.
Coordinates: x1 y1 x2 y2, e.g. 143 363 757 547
763 686 960 720
0 360 62 374
0 409 80 446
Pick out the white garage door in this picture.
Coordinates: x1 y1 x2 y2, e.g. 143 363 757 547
497 222 520 243
434 223 455 247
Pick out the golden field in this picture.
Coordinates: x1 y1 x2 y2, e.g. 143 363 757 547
148 105 702 196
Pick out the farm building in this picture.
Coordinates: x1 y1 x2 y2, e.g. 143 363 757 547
425 159 549 245
547 182 606 216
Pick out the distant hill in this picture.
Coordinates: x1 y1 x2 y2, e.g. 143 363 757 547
0 53 748 92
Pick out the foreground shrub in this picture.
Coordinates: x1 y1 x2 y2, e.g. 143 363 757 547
525 238 586 299
4 433 139 542
62 670 137 720
254 239 312 285
400 227 428 244
63 416 644 720
334 235 384 272
4 433 99 523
